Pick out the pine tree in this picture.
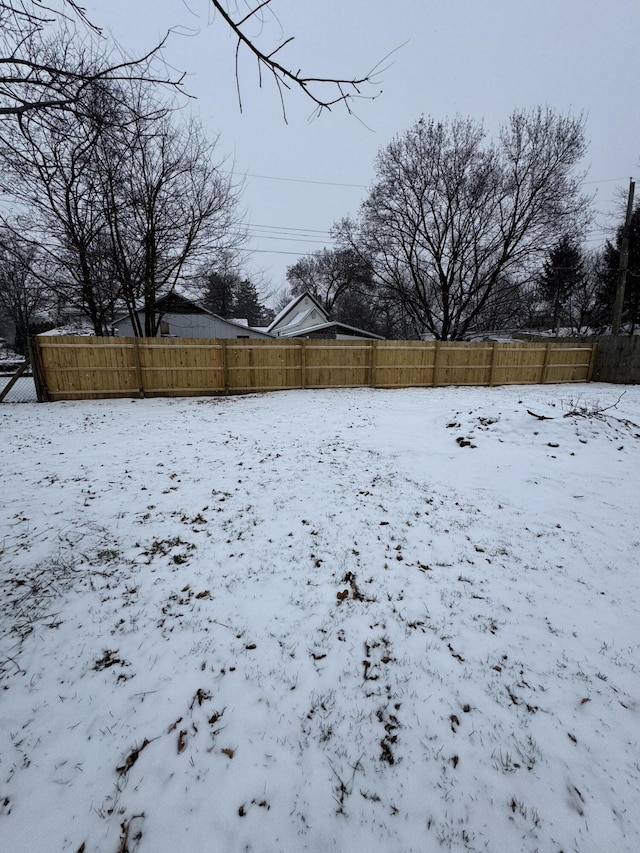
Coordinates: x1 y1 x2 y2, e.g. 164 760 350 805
595 204 640 333
232 279 267 326
202 272 239 317
538 238 585 334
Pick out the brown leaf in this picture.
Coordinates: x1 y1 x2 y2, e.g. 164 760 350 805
117 738 151 773
221 747 235 759
177 730 188 753
167 716 183 733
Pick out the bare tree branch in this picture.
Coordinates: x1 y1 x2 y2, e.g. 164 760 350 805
209 0 380 119
1 2 387 123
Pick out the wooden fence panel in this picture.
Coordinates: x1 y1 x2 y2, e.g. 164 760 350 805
435 343 494 386
32 336 596 401
375 341 436 388
544 345 595 384
491 343 547 385
225 339 301 392
303 340 371 388
137 339 225 396
36 336 139 400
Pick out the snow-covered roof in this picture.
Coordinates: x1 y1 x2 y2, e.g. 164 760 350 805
38 324 95 337
267 291 328 333
277 321 384 340
276 307 317 332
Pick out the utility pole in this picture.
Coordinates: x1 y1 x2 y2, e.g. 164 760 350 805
611 177 636 335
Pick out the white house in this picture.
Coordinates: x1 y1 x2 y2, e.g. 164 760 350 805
267 292 384 340
114 293 273 340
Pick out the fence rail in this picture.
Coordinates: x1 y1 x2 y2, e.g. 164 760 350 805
29 336 596 401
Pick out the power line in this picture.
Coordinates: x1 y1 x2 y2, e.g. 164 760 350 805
247 233 331 245
584 176 634 185
240 172 367 189
243 248 318 257
248 222 332 235
234 169 633 190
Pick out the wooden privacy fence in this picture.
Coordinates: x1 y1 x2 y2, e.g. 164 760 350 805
30 337 597 402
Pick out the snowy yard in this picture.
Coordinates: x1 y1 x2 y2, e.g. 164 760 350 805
1 384 639 853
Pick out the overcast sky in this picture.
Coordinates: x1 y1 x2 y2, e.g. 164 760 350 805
83 0 640 300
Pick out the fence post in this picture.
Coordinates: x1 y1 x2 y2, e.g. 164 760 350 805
489 341 497 387
540 343 552 384
28 337 49 402
433 341 441 387
370 340 377 388
221 339 229 393
300 340 306 389
587 344 598 382
132 338 145 398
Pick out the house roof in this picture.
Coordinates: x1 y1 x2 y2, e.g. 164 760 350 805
276 306 318 332
155 292 210 315
113 291 274 338
112 291 211 323
277 321 385 340
267 291 328 333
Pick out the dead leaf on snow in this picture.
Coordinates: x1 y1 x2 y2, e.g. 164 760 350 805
177 730 188 753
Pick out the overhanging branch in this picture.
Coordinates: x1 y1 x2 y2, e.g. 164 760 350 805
209 0 381 118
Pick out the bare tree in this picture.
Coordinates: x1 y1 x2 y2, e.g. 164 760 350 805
285 246 397 335
0 71 125 334
0 230 51 352
564 250 602 334
337 108 591 340
97 99 244 336
0 70 243 336
1 1 381 122
286 248 373 313
0 1 180 119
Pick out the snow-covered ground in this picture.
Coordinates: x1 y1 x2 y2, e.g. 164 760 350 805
1 384 639 853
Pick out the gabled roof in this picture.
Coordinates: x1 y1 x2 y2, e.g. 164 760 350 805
155 292 210 315
277 306 317 331
267 291 328 333
113 290 212 323
113 291 274 338
278 321 385 340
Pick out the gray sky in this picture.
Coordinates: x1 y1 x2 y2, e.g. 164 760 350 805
84 0 640 298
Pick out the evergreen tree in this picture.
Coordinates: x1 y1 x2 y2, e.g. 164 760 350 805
538 237 585 333
595 204 640 333
201 270 273 326
202 271 239 317
233 279 269 326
